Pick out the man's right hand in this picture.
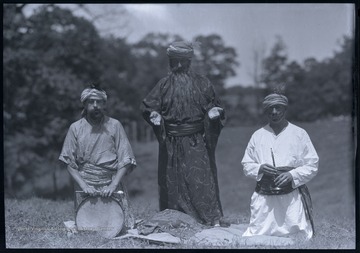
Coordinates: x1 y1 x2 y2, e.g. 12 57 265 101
82 185 98 196
259 163 277 176
150 111 161 126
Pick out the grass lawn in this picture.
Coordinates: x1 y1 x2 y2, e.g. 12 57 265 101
5 117 356 249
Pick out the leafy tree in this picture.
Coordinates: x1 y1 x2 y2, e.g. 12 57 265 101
4 4 105 135
324 36 353 116
131 33 183 99
286 36 353 121
3 5 105 196
259 34 353 122
288 57 319 121
3 4 29 47
96 36 139 121
192 34 239 95
261 35 288 93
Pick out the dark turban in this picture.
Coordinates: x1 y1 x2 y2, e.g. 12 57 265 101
263 93 288 111
167 41 194 59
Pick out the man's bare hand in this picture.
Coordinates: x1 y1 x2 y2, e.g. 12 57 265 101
150 111 161 125
82 185 98 196
208 107 223 120
258 163 277 176
101 184 117 197
274 172 293 187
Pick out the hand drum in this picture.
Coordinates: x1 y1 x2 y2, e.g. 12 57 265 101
75 191 124 238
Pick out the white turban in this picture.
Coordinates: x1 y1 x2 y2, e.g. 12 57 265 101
263 93 288 111
167 41 194 59
80 88 107 103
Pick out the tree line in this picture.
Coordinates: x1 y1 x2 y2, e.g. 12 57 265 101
225 35 354 126
3 4 354 198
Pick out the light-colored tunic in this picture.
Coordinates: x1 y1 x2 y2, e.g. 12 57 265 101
59 116 136 228
59 116 136 179
241 122 318 239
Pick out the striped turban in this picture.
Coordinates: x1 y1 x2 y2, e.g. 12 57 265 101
167 41 194 59
263 93 288 111
80 88 107 103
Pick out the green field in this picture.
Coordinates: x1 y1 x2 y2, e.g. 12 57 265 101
5 117 356 249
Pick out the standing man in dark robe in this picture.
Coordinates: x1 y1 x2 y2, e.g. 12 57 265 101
141 41 225 226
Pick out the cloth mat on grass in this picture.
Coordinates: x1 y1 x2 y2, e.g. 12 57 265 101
188 224 294 246
65 209 295 246
136 209 206 240
115 209 295 246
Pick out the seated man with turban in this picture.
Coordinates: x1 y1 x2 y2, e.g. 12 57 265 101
241 92 319 240
141 41 225 226
59 84 137 232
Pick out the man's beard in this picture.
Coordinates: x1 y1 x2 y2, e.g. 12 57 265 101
88 109 105 122
169 72 201 119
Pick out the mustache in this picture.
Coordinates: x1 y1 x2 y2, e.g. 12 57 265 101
89 108 104 114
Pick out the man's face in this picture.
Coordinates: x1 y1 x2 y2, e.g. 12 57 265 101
169 58 191 73
265 104 287 124
85 95 106 119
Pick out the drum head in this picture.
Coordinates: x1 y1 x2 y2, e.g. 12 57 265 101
76 196 124 238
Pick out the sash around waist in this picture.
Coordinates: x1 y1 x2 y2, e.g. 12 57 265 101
165 122 204 137
255 166 295 195
79 163 115 187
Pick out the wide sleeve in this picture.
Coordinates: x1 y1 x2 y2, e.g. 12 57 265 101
289 130 319 188
141 78 166 124
241 134 263 181
141 78 167 144
58 123 79 170
202 77 225 123
114 121 137 171
203 76 226 153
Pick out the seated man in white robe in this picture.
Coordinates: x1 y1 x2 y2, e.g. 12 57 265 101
241 92 319 240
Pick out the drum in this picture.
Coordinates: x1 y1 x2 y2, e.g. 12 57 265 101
75 191 125 238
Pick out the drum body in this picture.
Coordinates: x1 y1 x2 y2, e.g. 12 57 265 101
75 192 125 238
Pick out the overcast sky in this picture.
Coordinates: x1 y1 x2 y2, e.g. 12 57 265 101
25 3 355 87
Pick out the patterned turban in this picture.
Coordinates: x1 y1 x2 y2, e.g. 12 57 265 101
263 93 288 111
167 41 194 59
80 88 107 103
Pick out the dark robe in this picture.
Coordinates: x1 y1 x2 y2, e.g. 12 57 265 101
141 72 225 225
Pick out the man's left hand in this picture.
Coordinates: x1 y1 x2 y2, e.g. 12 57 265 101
100 184 117 197
208 107 223 119
274 172 293 187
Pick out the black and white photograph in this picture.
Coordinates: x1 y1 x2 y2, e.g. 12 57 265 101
3 2 357 249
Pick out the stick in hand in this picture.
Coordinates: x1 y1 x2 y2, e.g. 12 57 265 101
271 148 281 189
271 148 276 167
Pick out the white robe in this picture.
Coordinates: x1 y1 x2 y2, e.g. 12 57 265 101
241 122 319 239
